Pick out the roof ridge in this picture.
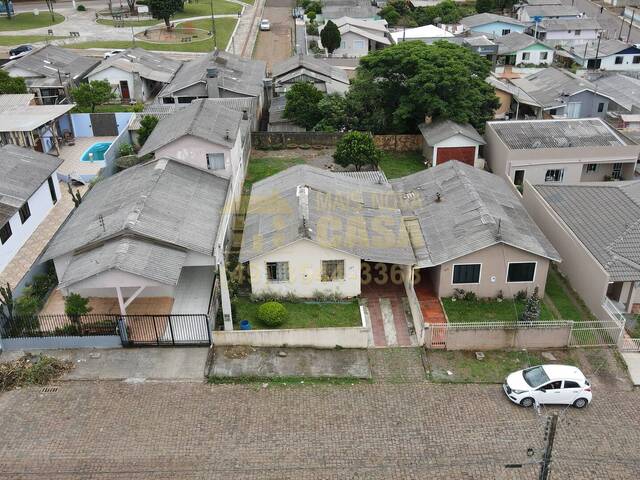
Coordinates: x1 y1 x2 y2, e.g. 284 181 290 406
122 160 167 233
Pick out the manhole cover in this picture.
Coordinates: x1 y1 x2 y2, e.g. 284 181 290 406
41 386 59 393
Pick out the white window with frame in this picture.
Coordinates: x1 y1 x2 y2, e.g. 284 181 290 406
521 52 531 61
586 163 598 173
615 56 624 64
507 262 536 283
321 260 344 282
206 153 225 170
266 261 289 282
611 162 623 179
354 39 366 50
545 169 564 182
567 102 581 118
539 51 548 61
452 264 481 285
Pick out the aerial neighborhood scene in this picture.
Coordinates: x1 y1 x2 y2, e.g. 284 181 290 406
2 0 640 477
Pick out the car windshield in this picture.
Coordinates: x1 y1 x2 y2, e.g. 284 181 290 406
522 366 550 388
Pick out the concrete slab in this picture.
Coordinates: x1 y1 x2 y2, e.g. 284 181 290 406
0 348 209 382
210 346 371 379
171 266 215 315
621 352 640 386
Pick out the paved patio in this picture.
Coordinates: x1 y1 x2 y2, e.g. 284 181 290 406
0 182 85 290
57 136 116 178
40 289 174 315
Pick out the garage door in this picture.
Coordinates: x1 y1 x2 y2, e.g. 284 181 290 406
436 147 475 166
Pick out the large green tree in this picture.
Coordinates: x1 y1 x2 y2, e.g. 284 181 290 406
283 82 324 131
0 71 27 94
148 0 184 28
475 0 495 14
345 41 499 133
70 80 116 113
320 20 341 54
333 131 381 171
314 94 348 132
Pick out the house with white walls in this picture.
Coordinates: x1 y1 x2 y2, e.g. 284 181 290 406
320 17 393 57
460 13 526 36
391 24 454 43
517 5 581 23
85 48 182 103
533 18 601 46
0 145 62 273
566 39 640 71
495 32 554 66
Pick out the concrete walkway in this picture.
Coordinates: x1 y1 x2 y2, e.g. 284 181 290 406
621 352 640 386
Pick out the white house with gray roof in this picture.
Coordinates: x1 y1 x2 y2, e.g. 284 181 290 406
494 32 554 66
0 145 62 273
484 118 640 187
517 5 581 22
460 13 526 36
565 39 640 71
532 18 601 46
319 17 392 58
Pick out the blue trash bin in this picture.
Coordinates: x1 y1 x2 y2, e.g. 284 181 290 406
240 320 251 330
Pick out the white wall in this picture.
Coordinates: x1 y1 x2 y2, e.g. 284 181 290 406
213 325 369 348
87 66 137 101
248 239 362 298
507 159 636 184
0 174 59 272
62 269 175 298
514 48 554 65
598 53 640 72
543 29 599 44
329 31 370 58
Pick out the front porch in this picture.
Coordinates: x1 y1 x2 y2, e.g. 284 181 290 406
41 290 174 316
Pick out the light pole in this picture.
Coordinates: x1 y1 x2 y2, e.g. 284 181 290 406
210 0 217 49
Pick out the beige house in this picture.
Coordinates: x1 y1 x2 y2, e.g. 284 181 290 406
523 181 640 317
240 162 560 300
485 118 640 187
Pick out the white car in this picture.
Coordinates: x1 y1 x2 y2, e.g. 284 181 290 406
260 19 271 31
103 49 125 59
503 364 592 408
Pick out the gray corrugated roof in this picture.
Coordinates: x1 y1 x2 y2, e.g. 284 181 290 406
239 165 416 265
523 0 562 5
535 182 640 281
510 67 599 109
593 74 640 112
390 161 560 266
488 118 626 149
88 47 182 83
0 104 75 132
0 144 63 225
0 94 34 109
3 45 98 83
418 119 485 146
495 32 550 54
138 99 243 156
335 170 389 184
42 158 230 262
461 13 525 28
522 5 580 17
538 17 601 31
59 236 187 288
158 50 266 98
569 39 638 59
272 55 350 85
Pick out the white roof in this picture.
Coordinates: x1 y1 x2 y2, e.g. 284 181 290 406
391 25 453 41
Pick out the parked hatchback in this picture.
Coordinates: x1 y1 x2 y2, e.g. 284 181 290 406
260 19 271 31
503 365 592 408
9 45 33 60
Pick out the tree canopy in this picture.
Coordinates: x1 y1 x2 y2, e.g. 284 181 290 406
333 131 381 171
70 80 116 113
344 41 499 133
138 115 159 147
0 71 27 94
380 0 473 27
283 82 324 131
148 0 184 27
320 20 341 54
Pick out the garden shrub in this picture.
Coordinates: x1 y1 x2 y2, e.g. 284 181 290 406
77 4 86 11
118 143 135 157
257 301 288 327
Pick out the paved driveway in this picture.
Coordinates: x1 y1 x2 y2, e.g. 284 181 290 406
252 0 294 71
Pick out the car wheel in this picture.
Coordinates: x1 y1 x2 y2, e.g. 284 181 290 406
520 397 535 408
573 398 588 409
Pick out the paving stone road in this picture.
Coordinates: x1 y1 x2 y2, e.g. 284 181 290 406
0 372 638 479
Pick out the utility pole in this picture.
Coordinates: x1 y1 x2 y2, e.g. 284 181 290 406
539 413 558 480
210 0 217 49
627 8 636 44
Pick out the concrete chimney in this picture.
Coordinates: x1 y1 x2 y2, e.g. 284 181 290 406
242 109 248 120
424 115 433 125
206 67 220 98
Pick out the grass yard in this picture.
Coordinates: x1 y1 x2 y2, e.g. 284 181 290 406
377 151 424 179
234 297 362 329
0 35 64 46
441 297 556 323
70 18 237 53
0 12 65 32
96 18 160 27
72 104 141 113
245 156 306 187
544 267 596 322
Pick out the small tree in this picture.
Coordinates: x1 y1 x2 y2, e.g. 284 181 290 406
0 282 14 323
519 287 541 324
333 131 381 171
0 71 27 94
70 80 116 113
65 293 92 327
148 0 185 28
475 0 495 13
283 81 324 131
320 20 341 55
67 183 82 208
137 115 159 147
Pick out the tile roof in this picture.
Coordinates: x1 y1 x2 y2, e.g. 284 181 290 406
488 118 626 149
138 99 244 156
495 32 550 54
0 144 63 225
461 13 525 28
535 182 640 281
418 119 485 146
88 47 182 83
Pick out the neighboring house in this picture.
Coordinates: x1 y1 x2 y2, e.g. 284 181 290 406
508 67 617 119
391 24 454 43
532 18 601 46
85 48 182 103
321 0 380 19
495 32 554 66
462 35 499 62
418 119 485 167
0 145 62 273
2 45 99 105
267 95 305 132
271 55 350 95
593 74 640 114
157 50 267 114
517 5 581 22
566 39 640 71
320 17 392 57
523 181 640 317
0 100 75 155
40 158 231 316
460 13 526 36
484 118 640 186
240 161 559 300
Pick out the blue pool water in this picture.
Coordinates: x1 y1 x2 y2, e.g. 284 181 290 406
80 142 112 162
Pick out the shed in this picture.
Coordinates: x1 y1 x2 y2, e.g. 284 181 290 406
418 120 485 167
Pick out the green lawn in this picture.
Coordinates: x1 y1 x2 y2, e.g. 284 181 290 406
70 18 237 52
96 18 160 27
377 151 424 179
441 297 556 323
544 267 596 322
0 12 65 32
234 297 362 329
73 104 141 113
245 157 306 187
0 35 64 46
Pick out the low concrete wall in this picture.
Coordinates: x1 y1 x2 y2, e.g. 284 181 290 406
252 131 344 149
445 325 571 350
213 327 369 349
373 134 422 152
1 335 122 352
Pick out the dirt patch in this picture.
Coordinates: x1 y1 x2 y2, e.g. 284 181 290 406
571 348 632 391
0 354 72 392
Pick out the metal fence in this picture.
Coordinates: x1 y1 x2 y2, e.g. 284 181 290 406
1 314 119 338
567 320 623 348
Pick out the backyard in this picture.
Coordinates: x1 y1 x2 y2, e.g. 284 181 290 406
245 156 306 188
377 151 424 179
233 297 362 329
0 12 64 31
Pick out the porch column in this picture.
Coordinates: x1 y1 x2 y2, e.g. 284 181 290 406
115 286 127 316
218 257 234 331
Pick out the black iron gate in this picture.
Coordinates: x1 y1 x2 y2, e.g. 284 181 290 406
119 314 212 347
89 113 119 136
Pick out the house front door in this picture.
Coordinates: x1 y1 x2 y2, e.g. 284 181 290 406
120 80 130 101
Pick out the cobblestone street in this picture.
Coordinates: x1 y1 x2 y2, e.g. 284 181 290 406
0 364 638 479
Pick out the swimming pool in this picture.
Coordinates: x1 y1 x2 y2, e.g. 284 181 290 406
80 142 112 162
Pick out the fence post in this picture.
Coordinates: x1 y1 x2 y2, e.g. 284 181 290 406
168 315 175 346
424 323 431 348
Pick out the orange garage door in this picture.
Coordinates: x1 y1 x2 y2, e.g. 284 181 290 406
436 147 475 166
